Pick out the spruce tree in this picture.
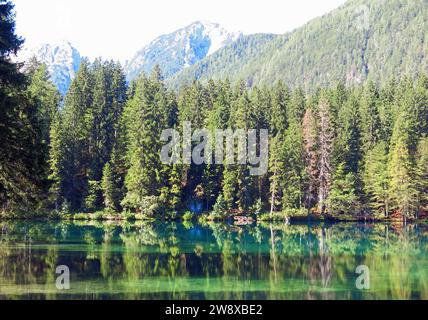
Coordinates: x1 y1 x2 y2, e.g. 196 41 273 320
0 0 23 86
0 1 46 211
231 89 257 212
26 60 61 208
282 122 304 209
388 115 418 218
415 137 428 215
101 162 116 211
363 142 390 216
302 107 319 211
122 69 169 213
335 92 361 174
269 134 285 213
26 59 61 146
61 59 94 210
327 163 359 215
47 111 64 209
360 82 381 151
317 94 334 214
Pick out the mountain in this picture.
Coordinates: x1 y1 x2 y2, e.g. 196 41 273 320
19 41 81 95
124 21 241 81
169 0 427 90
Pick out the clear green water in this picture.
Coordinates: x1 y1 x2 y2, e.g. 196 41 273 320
0 220 427 300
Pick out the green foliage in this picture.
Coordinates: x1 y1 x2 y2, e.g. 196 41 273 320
258 212 290 222
281 122 305 209
2 68 428 219
122 195 163 218
85 180 102 212
0 1 24 84
58 59 127 211
170 0 427 91
327 163 360 215
212 195 227 218
0 1 49 212
416 137 428 210
388 134 418 218
181 211 194 221
1 2 427 220
101 163 116 211
363 142 390 216
47 112 63 208
122 69 175 211
251 198 263 216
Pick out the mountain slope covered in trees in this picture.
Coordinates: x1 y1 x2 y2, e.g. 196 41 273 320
2 0 428 222
169 0 427 90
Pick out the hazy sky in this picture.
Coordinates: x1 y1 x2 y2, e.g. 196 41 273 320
14 0 347 62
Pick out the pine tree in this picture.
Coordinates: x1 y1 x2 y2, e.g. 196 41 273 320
61 59 94 210
329 83 348 139
288 87 306 125
0 1 46 211
204 80 231 210
168 164 182 211
101 162 116 211
47 111 63 209
268 83 288 213
415 137 428 215
302 107 319 211
270 81 288 136
178 81 211 205
327 163 359 215
25 59 61 146
282 122 304 209
0 0 23 87
363 142 390 216
212 194 227 217
202 164 221 210
26 60 61 208
223 165 237 210
269 134 285 213
378 78 398 143
415 75 428 136
122 70 169 212
317 94 334 214
232 89 257 212
335 92 361 174
360 82 381 151
388 116 418 218
85 180 101 211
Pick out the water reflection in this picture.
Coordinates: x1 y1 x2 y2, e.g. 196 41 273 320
1 220 428 300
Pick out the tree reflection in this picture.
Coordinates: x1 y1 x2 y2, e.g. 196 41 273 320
0 221 428 300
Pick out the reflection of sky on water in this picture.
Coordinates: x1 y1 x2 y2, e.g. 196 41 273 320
188 200 204 214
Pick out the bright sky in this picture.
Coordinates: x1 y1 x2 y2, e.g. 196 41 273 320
14 0 347 62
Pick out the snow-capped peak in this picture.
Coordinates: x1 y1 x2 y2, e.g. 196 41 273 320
18 40 81 95
192 21 241 56
125 21 242 81
14 21 242 92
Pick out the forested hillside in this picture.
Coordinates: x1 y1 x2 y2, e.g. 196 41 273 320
1 0 428 221
170 0 427 91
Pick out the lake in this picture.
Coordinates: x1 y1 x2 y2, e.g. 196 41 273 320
0 220 427 300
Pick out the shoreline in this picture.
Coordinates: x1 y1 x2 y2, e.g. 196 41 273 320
1 213 427 224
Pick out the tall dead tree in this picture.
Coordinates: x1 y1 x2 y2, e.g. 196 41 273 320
303 108 319 212
317 96 334 214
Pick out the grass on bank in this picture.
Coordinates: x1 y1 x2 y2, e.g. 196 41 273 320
1 207 426 223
